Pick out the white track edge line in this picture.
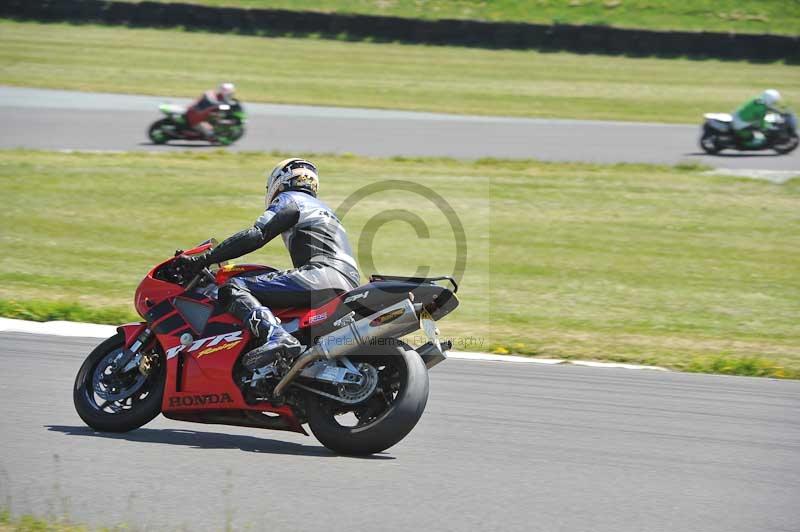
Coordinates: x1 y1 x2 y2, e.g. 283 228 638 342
0 317 668 371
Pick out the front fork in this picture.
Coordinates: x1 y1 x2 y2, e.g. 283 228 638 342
114 325 154 374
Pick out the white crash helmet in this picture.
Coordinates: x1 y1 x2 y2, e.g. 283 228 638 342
265 158 319 207
218 82 236 101
761 89 781 106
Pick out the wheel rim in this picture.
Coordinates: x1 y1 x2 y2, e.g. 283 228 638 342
322 356 408 429
215 126 233 145
84 348 158 414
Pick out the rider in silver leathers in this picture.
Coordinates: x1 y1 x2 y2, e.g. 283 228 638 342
177 159 359 370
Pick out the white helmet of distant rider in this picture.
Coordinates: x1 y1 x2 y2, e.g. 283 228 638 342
761 89 781 106
218 82 236 102
265 158 319 207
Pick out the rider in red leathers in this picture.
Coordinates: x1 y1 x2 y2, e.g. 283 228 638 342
186 82 236 143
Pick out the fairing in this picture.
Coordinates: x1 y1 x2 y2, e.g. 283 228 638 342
214 263 277 285
148 292 306 434
134 242 215 317
117 322 148 348
133 248 307 433
159 103 186 115
787 112 798 131
133 243 455 435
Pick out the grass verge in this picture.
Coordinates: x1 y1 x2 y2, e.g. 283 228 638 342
0 299 136 325
1 149 799 378
2 20 799 124
0 509 83 532
120 0 800 35
0 509 116 531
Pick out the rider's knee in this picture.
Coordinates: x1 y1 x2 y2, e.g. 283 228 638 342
218 282 247 307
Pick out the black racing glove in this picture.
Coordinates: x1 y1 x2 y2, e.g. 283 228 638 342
175 253 209 279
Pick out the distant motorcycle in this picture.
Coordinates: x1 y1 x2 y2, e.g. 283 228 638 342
148 101 246 146
699 110 798 155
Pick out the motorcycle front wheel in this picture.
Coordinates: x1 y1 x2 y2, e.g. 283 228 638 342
230 125 245 141
73 334 164 432
214 122 243 145
305 342 429 455
773 132 799 155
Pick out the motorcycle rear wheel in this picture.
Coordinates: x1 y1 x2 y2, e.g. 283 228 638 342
699 129 721 154
73 334 164 432
148 119 171 144
305 342 429 455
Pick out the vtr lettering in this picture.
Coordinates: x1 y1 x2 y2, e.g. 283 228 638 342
168 393 234 408
165 330 243 359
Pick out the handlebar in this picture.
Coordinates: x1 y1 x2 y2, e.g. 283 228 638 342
183 267 216 292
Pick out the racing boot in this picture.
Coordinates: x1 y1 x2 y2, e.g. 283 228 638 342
745 131 767 149
737 128 766 149
239 308 303 371
196 122 218 144
224 287 302 371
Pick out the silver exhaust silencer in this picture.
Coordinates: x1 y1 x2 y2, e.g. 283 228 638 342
273 299 419 397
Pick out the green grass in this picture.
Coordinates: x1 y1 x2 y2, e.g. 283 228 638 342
0 300 136 324
1 149 799 378
0 509 123 532
2 20 799 124
0 508 87 532
0 512 125 532
121 0 800 35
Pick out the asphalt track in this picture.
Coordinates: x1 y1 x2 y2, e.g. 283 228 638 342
1 332 798 532
1 87 798 171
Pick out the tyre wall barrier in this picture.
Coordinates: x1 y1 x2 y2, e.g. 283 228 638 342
2 0 798 62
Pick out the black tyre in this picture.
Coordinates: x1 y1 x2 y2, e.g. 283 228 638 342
148 119 171 144
773 132 799 155
699 129 721 154
230 124 245 141
73 334 164 433
305 343 429 455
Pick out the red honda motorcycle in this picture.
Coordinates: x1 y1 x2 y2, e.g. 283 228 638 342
73 240 458 455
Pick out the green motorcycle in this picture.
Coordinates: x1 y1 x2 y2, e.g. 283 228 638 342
148 101 247 146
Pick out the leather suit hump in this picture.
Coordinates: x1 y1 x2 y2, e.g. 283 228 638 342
255 191 359 283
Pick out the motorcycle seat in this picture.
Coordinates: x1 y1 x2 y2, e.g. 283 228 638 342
704 113 732 122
